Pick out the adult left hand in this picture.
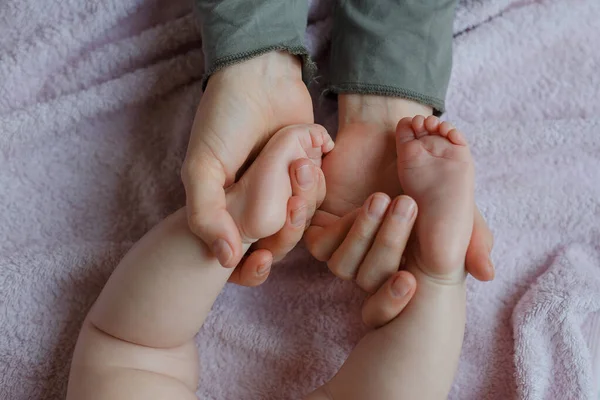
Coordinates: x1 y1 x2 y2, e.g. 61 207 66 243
305 94 495 290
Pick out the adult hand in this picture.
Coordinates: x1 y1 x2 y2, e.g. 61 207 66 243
306 94 495 286
182 51 314 281
308 193 418 294
306 265 417 400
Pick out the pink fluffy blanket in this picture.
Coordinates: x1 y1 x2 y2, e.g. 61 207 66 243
1 0 599 399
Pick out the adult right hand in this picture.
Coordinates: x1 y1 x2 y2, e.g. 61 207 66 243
182 51 314 273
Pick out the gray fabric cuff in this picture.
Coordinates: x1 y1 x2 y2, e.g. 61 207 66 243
329 0 458 115
195 0 314 88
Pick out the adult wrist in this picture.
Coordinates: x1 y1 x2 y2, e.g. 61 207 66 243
210 51 304 86
338 94 433 132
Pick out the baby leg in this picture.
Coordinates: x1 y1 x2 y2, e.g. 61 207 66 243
67 209 220 400
67 125 333 399
320 117 475 400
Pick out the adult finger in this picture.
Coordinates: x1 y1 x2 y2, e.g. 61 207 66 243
465 206 495 281
356 196 417 293
227 249 273 287
304 209 359 262
253 157 324 262
254 196 308 262
327 193 391 280
182 153 242 268
288 158 326 231
362 271 416 329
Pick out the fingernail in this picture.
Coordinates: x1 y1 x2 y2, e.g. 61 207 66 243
368 195 389 218
393 197 416 219
296 165 314 189
212 238 232 266
290 205 306 227
257 262 271 276
391 275 410 298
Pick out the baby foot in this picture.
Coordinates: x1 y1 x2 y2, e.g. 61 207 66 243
227 124 334 242
395 116 474 281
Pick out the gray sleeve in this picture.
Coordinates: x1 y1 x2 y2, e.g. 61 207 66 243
328 0 458 114
195 0 314 88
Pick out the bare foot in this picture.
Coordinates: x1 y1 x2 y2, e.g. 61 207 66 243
227 124 334 242
395 115 474 281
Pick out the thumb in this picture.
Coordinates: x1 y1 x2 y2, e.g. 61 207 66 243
182 155 242 268
362 271 416 329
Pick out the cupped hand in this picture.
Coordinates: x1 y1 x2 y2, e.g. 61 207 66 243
181 51 314 283
306 94 495 286
308 193 418 293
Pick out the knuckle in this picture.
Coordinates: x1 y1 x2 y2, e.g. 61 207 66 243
311 251 328 263
304 232 329 262
350 222 375 243
377 234 403 251
271 243 295 262
358 261 396 293
356 274 377 294
187 212 209 235
328 261 354 281
311 250 329 263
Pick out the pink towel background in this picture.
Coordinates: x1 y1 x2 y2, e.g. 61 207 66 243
1 0 599 399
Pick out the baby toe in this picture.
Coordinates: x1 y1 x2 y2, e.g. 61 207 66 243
424 115 440 132
321 130 335 154
439 121 454 137
396 117 417 144
308 125 325 148
447 129 468 146
411 115 428 137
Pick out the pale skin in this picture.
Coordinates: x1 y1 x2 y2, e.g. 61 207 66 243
67 124 336 399
181 51 494 287
68 114 475 399
308 115 475 399
66 123 418 399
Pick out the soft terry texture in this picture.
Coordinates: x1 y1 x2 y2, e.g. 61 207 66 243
1 0 599 399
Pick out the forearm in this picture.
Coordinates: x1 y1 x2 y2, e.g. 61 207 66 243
338 94 433 133
326 267 466 400
89 208 249 348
